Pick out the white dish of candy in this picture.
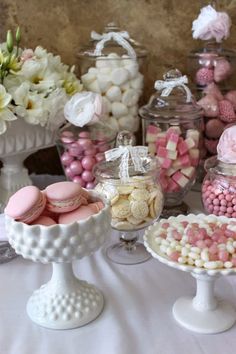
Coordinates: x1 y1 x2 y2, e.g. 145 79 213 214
144 214 236 334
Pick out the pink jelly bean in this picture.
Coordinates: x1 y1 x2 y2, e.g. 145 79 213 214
209 243 218 254
81 156 96 171
70 160 83 175
78 131 91 139
205 238 213 247
196 240 206 248
73 176 86 187
218 250 229 262
77 138 92 150
81 170 94 182
86 182 96 189
172 230 182 241
61 152 74 166
169 251 180 262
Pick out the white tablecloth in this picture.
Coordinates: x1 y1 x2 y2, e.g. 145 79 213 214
1 181 236 354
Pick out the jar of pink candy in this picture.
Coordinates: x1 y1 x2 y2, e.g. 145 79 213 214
56 91 116 189
202 125 236 218
76 23 147 134
139 69 204 215
188 5 236 160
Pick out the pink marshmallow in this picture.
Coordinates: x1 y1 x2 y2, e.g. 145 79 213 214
166 132 179 151
172 171 189 188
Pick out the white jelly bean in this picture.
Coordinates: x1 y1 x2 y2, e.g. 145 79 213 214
224 261 233 268
188 252 200 260
160 245 167 254
178 256 187 264
111 67 129 86
195 259 204 267
187 258 195 265
161 239 170 246
175 245 182 252
122 88 139 106
97 73 112 93
191 247 201 254
166 247 175 256
155 238 162 245
81 72 96 85
106 86 122 102
111 102 128 118
226 243 235 254
181 247 189 257
86 80 101 93
204 261 218 269
201 249 209 262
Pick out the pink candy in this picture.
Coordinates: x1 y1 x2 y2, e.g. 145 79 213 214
146 126 200 193
59 130 113 188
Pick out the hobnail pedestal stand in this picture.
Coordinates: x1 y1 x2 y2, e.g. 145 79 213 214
6 192 111 330
144 213 236 334
0 120 57 212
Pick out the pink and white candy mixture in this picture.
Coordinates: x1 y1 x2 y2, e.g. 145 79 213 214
154 217 236 269
146 125 200 193
59 130 112 189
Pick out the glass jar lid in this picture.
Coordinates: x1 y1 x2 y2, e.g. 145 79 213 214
77 23 147 59
139 69 203 122
94 131 159 182
189 41 236 60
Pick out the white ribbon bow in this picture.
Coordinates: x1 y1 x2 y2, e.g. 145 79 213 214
154 75 192 103
105 145 148 182
91 30 137 59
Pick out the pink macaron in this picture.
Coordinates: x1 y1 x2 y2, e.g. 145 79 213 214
5 186 46 224
44 181 87 213
58 205 98 224
30 215 57 226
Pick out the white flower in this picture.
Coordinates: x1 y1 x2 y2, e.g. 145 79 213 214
44 88 68 130
64 92 103 127
0 84 17 134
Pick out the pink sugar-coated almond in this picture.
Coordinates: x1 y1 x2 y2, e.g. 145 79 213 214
58 205 97 224
5 186 46 224
218 250 229 262
195 67 214 86
209 243 218 254
81 156 96 171
70 160 83 175
169 251 180 262
45 181 85 213
197 94 219 118
205 119 225 139
61 152 74 166
73 176 86 187
196 240 206 249
30 215 57 226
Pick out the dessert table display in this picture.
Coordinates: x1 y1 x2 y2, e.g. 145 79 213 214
144 213 236 334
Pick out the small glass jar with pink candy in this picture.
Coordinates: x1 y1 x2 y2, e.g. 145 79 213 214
139 69 203 215
57 123 116 189
76 23 147 134
188 5 236 161
202 125 236 218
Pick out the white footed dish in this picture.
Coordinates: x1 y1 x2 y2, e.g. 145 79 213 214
144 214 236 334
6 191 111 330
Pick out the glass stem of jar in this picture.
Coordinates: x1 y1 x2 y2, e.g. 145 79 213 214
119 231 138 251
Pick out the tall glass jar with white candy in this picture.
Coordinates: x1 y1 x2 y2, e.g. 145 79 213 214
139 69 204 217
77 23 147 135
94 131 163 265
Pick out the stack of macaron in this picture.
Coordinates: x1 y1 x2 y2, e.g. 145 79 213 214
58 130 114 189
5 181 104 226
197 83 236 156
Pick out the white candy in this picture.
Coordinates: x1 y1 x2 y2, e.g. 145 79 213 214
86 80 101 93
97 73 112 93
126 62 139 79
188 252 200 260
106 86 122 102
204 261 218 269
195 259 204 267
161 239 170 246
155 238 162 245
107 53 122 67
170 240 178 248
107 117 120 132
122 88 139 107
111 102 128 118
187 258 195 265
191 247 201 254
132 117 140 132
99 67 112 75
102 96 112 114
81 72 96 85
178 256 187 264
160 245 168 254
128 105 138 116
224 261 233 268
130 73 144 90
118 115 135 130
88 67 99 75
226 243 235 254
167 247 175 256
181 247 189 257
111 67 129 86
201 249 209 262
120 82 130 91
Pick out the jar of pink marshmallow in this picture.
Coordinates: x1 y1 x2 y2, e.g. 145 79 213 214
139 69 204 216
202 125 236 218
188 5 236 161
56 91 116 189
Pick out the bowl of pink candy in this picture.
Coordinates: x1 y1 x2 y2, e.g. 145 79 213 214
144 213 236 334
202 125 236 217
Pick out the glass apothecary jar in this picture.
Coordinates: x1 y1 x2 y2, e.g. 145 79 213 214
139 70 204 216
56 123 116 189
202 156 236 218
94 131 163 265
76 23 147 134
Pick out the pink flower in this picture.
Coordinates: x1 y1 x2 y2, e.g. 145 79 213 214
21 49 34 62
217 126 236 163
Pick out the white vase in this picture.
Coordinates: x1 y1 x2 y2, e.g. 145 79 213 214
0 119 57 212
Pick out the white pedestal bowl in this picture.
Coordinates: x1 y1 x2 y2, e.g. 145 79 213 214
5 192 111 330
144 214 236 334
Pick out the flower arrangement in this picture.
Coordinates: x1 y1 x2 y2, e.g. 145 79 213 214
0 28 82 135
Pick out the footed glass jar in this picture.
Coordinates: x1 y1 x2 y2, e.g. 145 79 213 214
202 156 236 218
139 70 204 215
94 131 163 265
56 123 116 189
188 42 236 160
77 23 147 134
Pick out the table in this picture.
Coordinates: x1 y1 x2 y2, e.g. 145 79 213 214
1 189 236 354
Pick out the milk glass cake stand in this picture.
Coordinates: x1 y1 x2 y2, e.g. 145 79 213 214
144 214 236 334
5 192 111 330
